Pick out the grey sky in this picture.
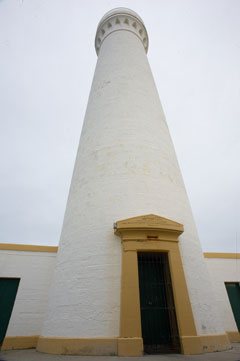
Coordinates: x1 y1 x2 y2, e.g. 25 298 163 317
0 0 239 252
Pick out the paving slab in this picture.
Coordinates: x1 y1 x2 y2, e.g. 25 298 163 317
0 344 240 361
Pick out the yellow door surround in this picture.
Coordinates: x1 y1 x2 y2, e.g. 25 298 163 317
114 214 230 356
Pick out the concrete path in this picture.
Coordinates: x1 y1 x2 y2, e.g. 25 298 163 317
0 344 240 361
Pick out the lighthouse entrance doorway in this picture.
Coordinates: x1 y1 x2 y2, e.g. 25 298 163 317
138 252 180 354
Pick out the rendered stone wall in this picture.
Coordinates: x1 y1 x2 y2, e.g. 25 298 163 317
41 25 224 338
0 248 238 339
0 249 56 337
205 256 240 333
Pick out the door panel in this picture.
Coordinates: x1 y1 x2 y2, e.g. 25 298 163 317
225 282 240 331
0 278 20 346
138 252 180 354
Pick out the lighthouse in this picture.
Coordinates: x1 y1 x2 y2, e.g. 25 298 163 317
37 8 230 356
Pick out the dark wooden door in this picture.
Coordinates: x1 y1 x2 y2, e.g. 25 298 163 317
138 252 180 354
225 282 240 331
0 278 20 346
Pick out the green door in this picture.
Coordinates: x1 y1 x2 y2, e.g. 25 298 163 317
0 278 20 346
138 252 180 354
225 282 240 331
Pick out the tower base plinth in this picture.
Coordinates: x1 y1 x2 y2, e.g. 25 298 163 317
36 334 231 356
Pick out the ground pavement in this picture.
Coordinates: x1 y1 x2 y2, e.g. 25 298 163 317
0 343 240 361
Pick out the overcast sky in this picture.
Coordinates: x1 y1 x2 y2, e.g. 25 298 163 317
0 0 239 252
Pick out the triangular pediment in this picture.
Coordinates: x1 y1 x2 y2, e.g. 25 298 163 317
115 214 183 233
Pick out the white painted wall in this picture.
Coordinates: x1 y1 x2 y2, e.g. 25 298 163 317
40 9 225 339
0 250 56 336
0 248 238 338
205 257 240 333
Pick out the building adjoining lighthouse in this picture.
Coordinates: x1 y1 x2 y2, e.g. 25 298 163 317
0 8 240 357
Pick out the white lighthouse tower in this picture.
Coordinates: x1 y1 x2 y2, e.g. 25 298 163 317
37 8 230 356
